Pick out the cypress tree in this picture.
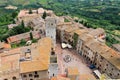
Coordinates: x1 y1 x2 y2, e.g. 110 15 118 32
29 8 33 14
42 11 47 19
30 32 33 40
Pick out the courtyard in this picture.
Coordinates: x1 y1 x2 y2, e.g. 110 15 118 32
55 43 94 76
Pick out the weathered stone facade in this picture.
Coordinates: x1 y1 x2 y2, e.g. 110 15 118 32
57 20 120 79
45 17 57 48
21 70 49 80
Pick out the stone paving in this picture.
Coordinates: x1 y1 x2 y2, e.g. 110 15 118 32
55 43 93 75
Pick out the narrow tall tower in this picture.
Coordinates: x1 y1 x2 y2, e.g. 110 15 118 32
45 17 57 48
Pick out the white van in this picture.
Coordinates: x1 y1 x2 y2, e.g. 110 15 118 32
93 70 101 79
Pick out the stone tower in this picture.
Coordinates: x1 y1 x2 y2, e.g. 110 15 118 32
45 17 57 48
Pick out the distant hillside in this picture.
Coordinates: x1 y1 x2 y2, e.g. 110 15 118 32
0 0 120 46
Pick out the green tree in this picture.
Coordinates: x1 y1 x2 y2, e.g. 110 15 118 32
73 33 78 49
20 39 26 46
30 32 33 40
1 34 9 42
32 38 37 43
12 11 18 18
21 20 25 28
42 11 47 19
29 8 33 14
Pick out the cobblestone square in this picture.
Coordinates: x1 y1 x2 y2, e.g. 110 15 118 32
55 43 94 76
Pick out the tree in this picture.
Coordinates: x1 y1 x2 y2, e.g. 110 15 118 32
21 20 25 28
20 39 26 46
12 11 18 18
30 32 33 40
32 38 37 43
42 11 47 19
1 34 9 42
13 20 16 24
73 33 78 49
29 8 33 14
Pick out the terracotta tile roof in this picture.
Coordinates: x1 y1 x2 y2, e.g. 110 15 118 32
84 36 120 69
0 60 19 72
57 23 72 31
39 78 50 80
65 26 79 33
85 39 107 53
0 48 20 57
51 76 70 80
18 10 28 17
0 49 20 72
67 67 79 75
74 29 88 35
89 28 105 37
20 60 48 73
3 43 11 49
38 8 53 14
30 17 45 27
57 22 72 26
32 31 41 39
7 32 30 43
0 63 11 72
31 37 52 61
18 8 53 18
7 31 40 43
77 33 94 45
79 74 96 80
101 49 120 70
20 37 52 73
112 44 120 52
75 28 120 70
18 10 38 18
0 41 4 49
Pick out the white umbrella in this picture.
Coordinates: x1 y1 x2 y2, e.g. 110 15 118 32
61 43 67 49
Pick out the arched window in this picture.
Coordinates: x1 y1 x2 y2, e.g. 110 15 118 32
12 76 16 80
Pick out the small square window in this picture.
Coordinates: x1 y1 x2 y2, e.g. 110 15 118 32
23 75 27 77
109 73 112 76
35 71 38 74
29 74 33 77
34 75 39 78
112 68 113 70
51 23 53 25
